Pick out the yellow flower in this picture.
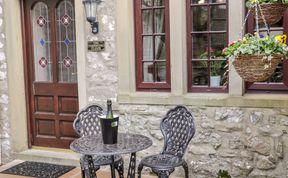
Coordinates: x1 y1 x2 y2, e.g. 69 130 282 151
275 35 287 44
243 37 248 43
251 0 257 3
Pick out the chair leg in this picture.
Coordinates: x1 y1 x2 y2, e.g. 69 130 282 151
138 162 144 178
81 169 85 178
115 159 124 178
182 160 189 178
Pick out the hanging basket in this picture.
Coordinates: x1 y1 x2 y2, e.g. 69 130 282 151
233 55 283 82
251 3 288 25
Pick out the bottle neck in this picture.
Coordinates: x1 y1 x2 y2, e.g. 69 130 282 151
106 102 113 119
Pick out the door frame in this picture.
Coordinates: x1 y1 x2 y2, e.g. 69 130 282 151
4 0 87 151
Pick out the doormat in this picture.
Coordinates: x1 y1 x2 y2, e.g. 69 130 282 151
1 161 75 178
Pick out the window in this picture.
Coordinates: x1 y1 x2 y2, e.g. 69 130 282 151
134 0 171 91
247 11 288 92
187 0 228 92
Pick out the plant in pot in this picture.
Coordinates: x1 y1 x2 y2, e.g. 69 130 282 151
246 0 288 25
210 61 224 87
222 34 288 82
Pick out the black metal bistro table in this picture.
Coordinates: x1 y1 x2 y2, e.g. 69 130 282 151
70 133 153 178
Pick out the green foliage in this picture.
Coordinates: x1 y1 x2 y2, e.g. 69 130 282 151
211 61 225 76
217 170 232 178
222 34 288 58
247 0 288 7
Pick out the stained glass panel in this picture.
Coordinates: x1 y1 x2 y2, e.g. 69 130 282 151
31 2 52 82
56 0 77 83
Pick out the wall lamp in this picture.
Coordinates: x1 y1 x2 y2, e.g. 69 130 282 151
83 0 102 34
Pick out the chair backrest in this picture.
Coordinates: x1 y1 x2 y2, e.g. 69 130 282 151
73 104 104 137
160 105 196 158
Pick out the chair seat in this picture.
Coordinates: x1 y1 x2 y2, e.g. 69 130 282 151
81 155 123 167
140 154 183 169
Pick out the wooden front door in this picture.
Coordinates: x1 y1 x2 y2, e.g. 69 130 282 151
23 0 79 148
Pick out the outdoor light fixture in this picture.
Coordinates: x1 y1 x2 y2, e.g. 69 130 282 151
83 0 102 34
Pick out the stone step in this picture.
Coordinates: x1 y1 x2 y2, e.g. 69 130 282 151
16 147 80 167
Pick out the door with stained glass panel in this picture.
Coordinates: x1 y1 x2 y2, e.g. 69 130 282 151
23 0 78 148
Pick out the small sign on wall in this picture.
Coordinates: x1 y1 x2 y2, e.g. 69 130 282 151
88 41 105 52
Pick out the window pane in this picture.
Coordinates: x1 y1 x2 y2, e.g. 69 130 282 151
211 0 226 3
192 6 208 31
192 61 208 86
192 0 209 4
142 10 153 34
211 33 226 59
154 0 164 6
143 36 153 60
210 60 226 86
56 0 77 83
154 9 165 33
143 62 154 82
31 2 52 82
155 36 166 60
211 5 226 31
192 34 208 59
142 0 153 8
266 63 283 83
155 62 166 82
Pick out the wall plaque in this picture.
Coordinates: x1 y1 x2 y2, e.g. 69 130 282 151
88 41 105 52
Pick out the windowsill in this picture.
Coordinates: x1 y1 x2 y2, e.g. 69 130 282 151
118 92 288 108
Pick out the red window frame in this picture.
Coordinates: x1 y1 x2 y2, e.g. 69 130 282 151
246 11 288 93
186 0 229 93
134 0 171 91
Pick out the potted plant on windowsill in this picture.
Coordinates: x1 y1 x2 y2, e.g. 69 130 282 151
210 61 223 87
247 0 288 25
222 34 288 82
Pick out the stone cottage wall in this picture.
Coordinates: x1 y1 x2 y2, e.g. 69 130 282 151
0 0 11 163
84 1 288 177
117 105 288 178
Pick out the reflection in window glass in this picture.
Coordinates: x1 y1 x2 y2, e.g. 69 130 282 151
140 0 169 86
56 0 77 83
143 36 153 60
156 62 166 82
211 5 226 31
211 33 227 59
142 0 153 8
142 10 153 34
154 9 165 33
192 61 208 86
154 0 164 6
211 0 226 3
31 2 52 82
143 62 154 82
192 34 208 59
155 36 166 60
188 0 228 90
192 6 208 31
192 0 209 4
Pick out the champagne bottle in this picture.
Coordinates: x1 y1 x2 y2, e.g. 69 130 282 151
106 99 114 119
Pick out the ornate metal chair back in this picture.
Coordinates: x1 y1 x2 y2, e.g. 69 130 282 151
160 105 196 158
73 104 104 137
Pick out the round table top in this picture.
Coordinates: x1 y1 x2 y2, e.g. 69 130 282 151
70 133 153 156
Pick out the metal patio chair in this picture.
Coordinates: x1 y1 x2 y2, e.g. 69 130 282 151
73 104 124 178
138 105 196 178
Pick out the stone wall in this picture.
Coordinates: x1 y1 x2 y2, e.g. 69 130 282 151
86 0 118 106
0 0 11 163
117 105 288 178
